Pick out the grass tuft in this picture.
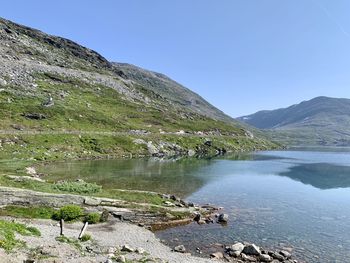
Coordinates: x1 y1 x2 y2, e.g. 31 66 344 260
0 219 41 251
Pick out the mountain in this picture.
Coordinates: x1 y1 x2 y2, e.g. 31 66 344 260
0 17 277 160
238 96 350 146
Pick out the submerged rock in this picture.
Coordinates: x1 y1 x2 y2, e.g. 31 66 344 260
217 213 229 223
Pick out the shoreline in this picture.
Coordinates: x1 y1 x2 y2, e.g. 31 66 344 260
0 186 301 263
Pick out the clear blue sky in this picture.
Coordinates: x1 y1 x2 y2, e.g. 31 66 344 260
1 0 350 117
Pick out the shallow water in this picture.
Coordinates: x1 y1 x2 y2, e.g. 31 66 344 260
44 150 350 262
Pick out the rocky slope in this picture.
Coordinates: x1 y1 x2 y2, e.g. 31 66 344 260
238 96 350 146
0 17 277 160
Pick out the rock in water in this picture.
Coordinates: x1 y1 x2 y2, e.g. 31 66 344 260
174 245 186 253
218 213 229 223
193 213 201 222
242 243 261 256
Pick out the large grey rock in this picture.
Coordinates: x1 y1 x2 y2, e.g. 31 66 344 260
84 197 101 206
228 242 244 257
242 243 261 256
147 141 159 155
217 213 229 223
279 250 292 259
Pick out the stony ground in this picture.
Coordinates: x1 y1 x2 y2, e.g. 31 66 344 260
0 217 216 263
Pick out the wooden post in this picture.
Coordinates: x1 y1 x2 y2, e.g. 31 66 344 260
79 222 89 239
60 219 64 236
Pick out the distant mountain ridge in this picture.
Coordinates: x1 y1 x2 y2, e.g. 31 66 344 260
238 96 350 146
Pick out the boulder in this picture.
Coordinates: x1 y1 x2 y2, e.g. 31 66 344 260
241 253 257 262
84 197 101 206
197 219 206 225
174 245 186 253
210 252 224 259
133 139 146 145
260 254 272 262
217 213 229 223
279 250 292 259
268 251 284 261
228 242 244 257
205 217 214 224
242 244 261 256
121 244 134 252
147 141 159 155
193 213 201 222
188 149 196 156
23 113 46 120
100 209 109 222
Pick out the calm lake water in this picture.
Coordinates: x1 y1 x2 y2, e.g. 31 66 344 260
43 150 350 263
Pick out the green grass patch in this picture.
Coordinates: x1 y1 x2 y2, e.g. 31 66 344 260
0 219 41 251
80 234 91 242
0 205 56 219
55 235 82 250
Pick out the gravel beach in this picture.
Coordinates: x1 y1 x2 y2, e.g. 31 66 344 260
0 218 214 263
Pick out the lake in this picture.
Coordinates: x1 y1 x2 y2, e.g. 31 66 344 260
43 150 350 262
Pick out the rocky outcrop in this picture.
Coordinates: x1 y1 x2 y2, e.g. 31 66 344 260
0 186 212 228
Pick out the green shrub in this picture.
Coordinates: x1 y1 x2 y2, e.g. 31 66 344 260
53 180 102 194
85 212 101 224
80 234 91 242
53 205 83 221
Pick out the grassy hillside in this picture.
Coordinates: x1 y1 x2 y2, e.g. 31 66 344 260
0 17 278 162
